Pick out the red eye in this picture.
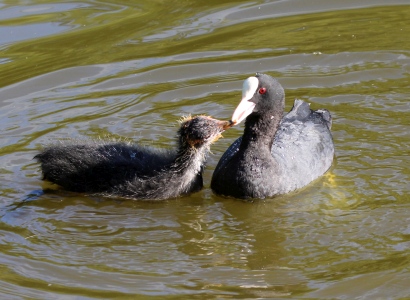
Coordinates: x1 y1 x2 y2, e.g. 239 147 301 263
259 88 266 94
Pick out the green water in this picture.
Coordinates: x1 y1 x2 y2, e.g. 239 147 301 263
0 1 409 298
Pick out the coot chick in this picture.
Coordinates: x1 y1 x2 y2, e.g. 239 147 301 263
211 73 334 199
35 116 232 200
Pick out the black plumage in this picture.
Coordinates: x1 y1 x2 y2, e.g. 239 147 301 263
211 73 334 199
35 116 232 200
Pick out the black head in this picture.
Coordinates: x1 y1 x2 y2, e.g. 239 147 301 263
231 73 285 125
178 116 233 148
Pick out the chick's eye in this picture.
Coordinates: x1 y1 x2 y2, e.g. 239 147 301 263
259 87 267 94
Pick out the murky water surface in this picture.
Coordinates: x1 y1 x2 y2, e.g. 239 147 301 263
1 0 410 298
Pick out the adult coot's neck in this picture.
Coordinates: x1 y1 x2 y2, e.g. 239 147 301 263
240 110 282 150
231 73 285 152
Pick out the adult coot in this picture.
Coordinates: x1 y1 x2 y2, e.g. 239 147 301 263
35 116 232 200
211 73 334 199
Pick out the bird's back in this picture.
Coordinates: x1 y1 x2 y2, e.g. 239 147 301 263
270 100 334 193
212 99 334 197
35 141 176 193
